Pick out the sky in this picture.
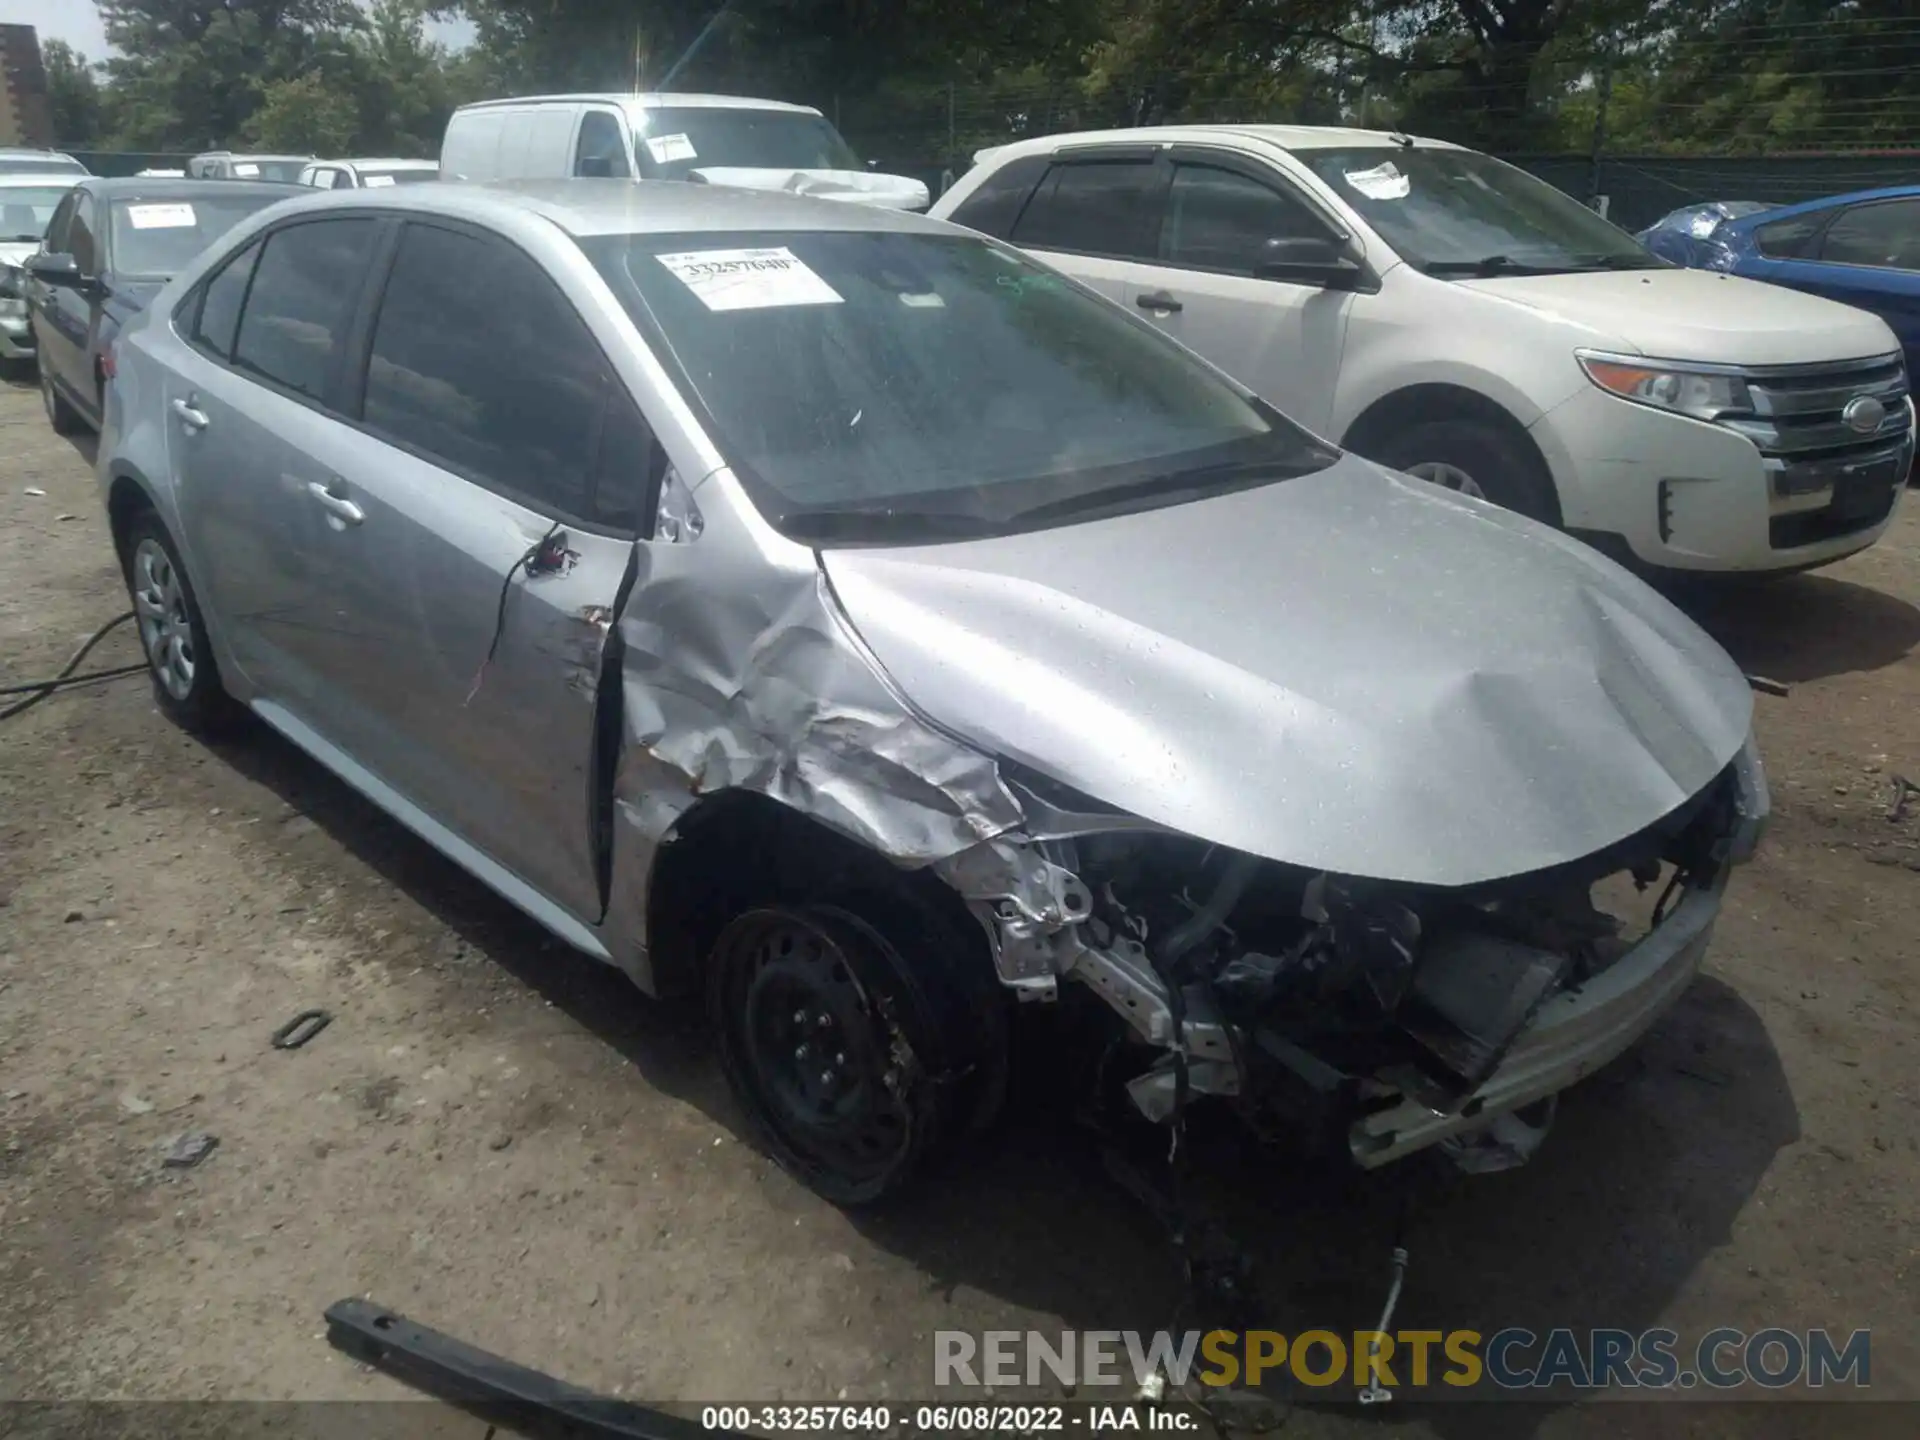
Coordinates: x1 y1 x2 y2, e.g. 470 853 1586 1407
0 1 476 58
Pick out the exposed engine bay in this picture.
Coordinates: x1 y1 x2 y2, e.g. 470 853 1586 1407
938 743 1768 1174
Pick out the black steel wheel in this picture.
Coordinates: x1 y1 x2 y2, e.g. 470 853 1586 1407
709 903 978 1205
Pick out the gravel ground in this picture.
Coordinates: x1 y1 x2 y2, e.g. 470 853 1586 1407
1 374 1916 1438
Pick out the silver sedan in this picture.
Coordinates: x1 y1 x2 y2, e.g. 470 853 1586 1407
98 180 1768 1203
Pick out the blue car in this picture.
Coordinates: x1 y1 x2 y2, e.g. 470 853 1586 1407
1644 186 1920 391
1635 201 1774 267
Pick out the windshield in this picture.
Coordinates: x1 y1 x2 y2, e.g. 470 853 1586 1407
633 108 863 180
1305 146 1662 273
109 194 289 278
584 228 1335 544
360 167 437 187
225 159 308 183
0 186 73 241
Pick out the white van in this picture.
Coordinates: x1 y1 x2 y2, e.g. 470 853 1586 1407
440 93 929 211
934 126 1913 575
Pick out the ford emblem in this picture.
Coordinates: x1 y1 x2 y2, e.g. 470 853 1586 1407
1842 394 1887 434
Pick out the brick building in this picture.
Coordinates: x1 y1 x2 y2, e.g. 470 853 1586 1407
0 24 55 148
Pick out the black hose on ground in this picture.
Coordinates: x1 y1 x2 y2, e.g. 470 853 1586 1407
0 610 142 721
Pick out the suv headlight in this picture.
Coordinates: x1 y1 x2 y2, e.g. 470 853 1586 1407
1577 350 1751 424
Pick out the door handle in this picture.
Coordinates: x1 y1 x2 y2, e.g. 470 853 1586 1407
1136 290 1183 313
171 397 209 430
307 480 365 526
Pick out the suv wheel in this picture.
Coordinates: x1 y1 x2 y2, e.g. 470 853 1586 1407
1364 418 1560 524
124 514 236 732
41 367 83 436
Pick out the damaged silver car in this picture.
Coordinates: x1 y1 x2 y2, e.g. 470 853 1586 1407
99 180 1769 1204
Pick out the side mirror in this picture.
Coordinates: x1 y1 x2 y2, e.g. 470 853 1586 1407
866 158 880 171
1253 236 1367 291
27 252 85 289
578 154 614 178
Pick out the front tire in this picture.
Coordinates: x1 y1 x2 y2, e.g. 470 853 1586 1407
1361 417 1561 524
708 899 1000 1206
122 513 236 733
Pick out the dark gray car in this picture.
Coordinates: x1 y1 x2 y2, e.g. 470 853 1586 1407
28 177 303 434
99 180 1768 1205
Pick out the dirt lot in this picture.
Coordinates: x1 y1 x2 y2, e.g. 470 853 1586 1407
2 373 1917 1438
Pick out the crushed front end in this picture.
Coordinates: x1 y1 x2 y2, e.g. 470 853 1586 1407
939 738 1769 1173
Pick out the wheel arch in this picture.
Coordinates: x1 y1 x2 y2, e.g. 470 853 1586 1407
1340 382 1564 526
105 466 163 576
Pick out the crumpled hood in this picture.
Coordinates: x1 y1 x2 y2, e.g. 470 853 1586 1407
687 167 930 211
822 457 1753 887
1457 267 1896 366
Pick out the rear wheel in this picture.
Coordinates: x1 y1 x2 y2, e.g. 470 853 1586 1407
708 898 1001 1206
123 513 237 733
1362 417 1560 524
41 365 84 436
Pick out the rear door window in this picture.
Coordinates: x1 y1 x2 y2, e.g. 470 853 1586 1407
1818 199 1920 271
360 221 630 526
231 218 381 401
1010 158 1166 260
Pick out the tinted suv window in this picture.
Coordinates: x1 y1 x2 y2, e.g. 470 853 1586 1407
946 154 1049 240
1011 159 1163 259
1166 163 1329 271
232 218 379 400
192 239 262 359
1754 211 1826 260
1819 199 1920 271
362 222 613 522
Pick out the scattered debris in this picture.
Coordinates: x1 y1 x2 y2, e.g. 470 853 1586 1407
54 513 77 522
1886 775 1916 824
22 486 44 497
1745 672 1790 697
489 1133 513 1151
270 1008 333 1051
119 1092 154 1115
63 909 83 923
162 1132 219 1169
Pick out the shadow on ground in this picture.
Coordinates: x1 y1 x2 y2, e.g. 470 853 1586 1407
1669 571 1920 685
202 719 1800 1438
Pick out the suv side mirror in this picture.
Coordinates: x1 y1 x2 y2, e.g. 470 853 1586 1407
27 252 85 289
1254 236 1366 291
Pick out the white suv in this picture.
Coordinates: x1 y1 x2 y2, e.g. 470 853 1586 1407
933 126 1914 573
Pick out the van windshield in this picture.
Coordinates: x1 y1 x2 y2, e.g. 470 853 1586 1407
584 228 1336 544
633 108 863 179
1305 146 1663 274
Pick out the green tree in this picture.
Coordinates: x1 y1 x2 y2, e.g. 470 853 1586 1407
42 39 104 147
245 71 357 153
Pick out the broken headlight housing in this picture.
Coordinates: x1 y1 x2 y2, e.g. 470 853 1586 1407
1577 350 1752 425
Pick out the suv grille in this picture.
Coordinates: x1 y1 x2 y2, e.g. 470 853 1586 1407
1717 353 1913 549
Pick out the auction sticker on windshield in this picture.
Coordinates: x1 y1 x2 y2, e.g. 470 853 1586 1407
656 247 844 312
125 203 198 230
646 133 698 164
1344 161 1411 200
363 174 396 187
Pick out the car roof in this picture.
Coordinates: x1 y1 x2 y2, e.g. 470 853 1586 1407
328 157 438 169
0 147 79 158
193 152 314 162
0 171 79 187
455 92 820 117
1725 182 1920 228
276 177 952 238
974 123 1463 165
79 177 308 201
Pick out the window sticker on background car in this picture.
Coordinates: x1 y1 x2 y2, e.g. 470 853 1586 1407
126 202 198 229
1344 162 1411 200
363 174 397 187
645 133 698 164
233 163 260 177
655 247 844 311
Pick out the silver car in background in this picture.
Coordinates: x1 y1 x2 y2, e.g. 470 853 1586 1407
99 181 1768 1204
